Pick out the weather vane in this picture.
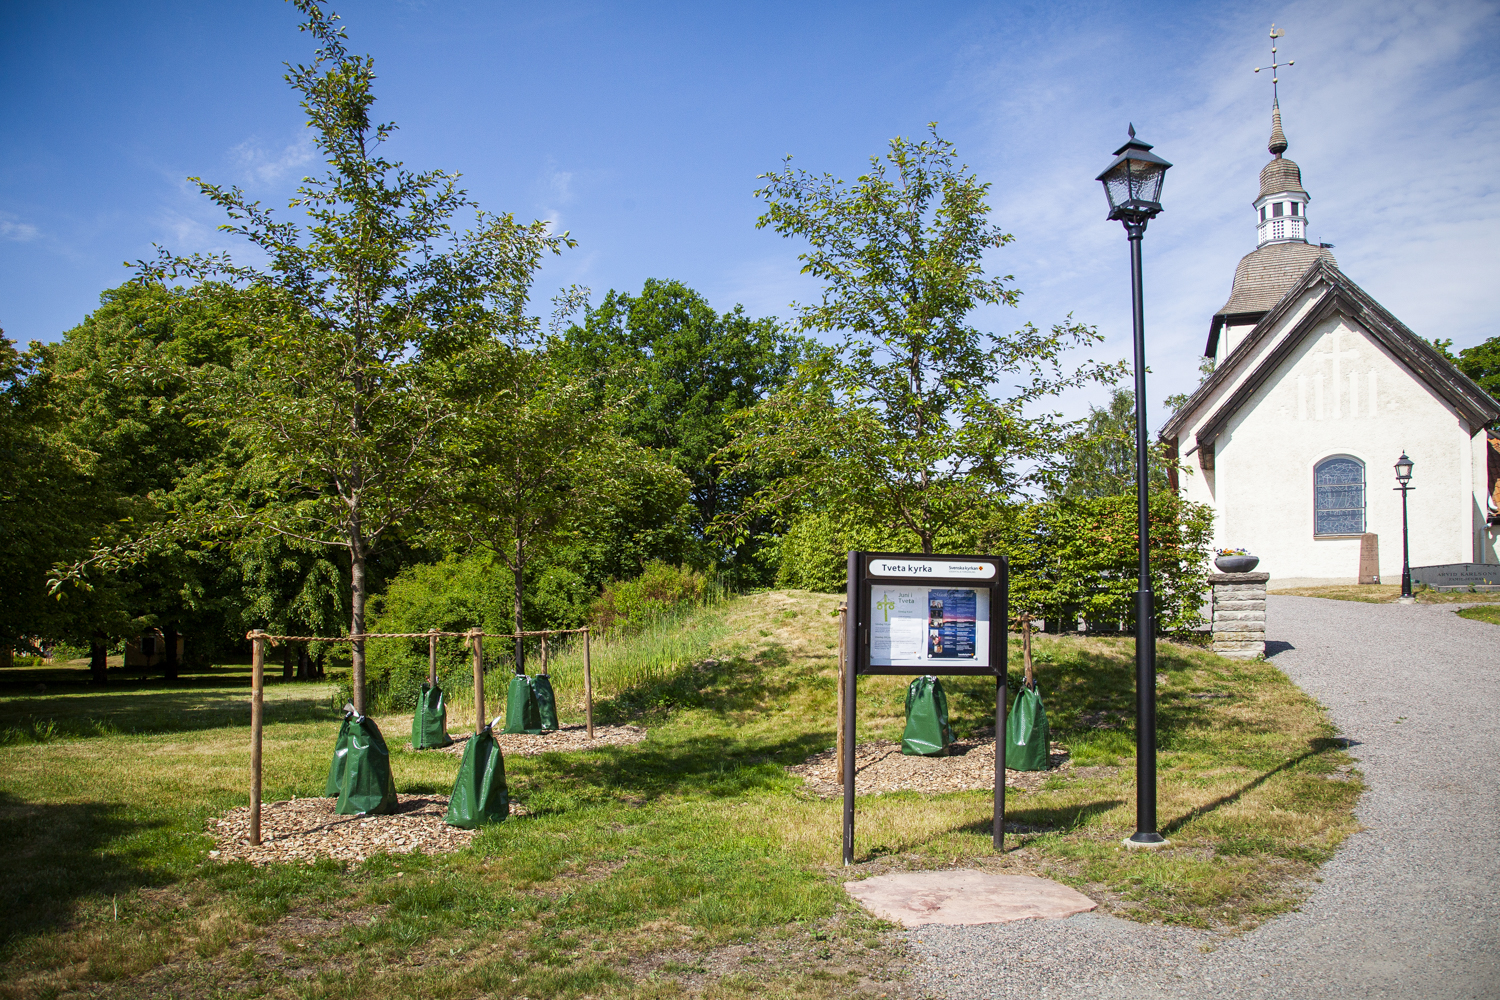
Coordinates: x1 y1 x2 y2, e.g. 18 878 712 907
1254 24 1294 104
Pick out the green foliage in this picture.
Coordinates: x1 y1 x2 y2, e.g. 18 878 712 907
363 552 590 710
560 279 804 582
1455 335 1500 404
723 126 1122 555
589 561 715 634
1057 388 1177 498
772 492 1213 632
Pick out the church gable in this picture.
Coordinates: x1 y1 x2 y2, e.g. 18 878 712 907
1165 259 1500 453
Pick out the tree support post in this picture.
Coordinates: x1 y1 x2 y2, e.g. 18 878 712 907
428 628 438 687
471 629 484 734
584 628 594 739
249 630 266 847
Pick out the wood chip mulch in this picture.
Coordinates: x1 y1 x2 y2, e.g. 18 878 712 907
206 793 528 867
428 723 648 757
787 737 1072 798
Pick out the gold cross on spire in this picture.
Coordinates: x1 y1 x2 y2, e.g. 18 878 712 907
1254 24 1295 106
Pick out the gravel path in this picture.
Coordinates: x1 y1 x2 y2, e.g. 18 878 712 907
906 596 1500 999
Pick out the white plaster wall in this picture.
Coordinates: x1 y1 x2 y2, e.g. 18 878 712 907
1177 291 1485 585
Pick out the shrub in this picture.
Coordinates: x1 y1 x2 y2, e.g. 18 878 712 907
769 493 1213 632
589 562 714 634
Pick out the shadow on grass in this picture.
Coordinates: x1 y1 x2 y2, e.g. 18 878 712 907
945 798 1125 840
516 648 833 807
1161 737 1344 836
0 686 335 742
0 791 174 951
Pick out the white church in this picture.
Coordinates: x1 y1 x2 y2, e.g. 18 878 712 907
1161 102 1500 587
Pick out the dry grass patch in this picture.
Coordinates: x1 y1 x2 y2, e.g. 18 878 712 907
1271 583 1500 604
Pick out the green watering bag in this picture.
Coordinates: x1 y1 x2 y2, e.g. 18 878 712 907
329 707 399 815
502 674 544 735
324 714 353 796
412 681 453 749
901 675 953 756
444 723 510 828
531 674 559 731
1006 680 1051 771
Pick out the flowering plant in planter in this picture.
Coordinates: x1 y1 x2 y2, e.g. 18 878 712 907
1215 547 1251 556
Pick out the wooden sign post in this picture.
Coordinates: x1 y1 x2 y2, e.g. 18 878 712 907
843 552 1009 865
249 630 266 847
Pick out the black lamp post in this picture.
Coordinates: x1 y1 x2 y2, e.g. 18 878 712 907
1395 452 1415 599
1098 125 1172 847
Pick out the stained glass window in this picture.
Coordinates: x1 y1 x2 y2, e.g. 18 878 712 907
1315 456 1365 535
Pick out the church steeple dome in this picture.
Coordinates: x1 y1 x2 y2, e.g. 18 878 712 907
1255 101 1309 246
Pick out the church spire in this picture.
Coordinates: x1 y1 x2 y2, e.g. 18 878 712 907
1269 101 1288 157
1255 25 1294 158
1252 26 1309 247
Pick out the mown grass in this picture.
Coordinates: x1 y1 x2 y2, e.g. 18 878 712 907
0 590 1361 998
1271 582 1500 604
1456 604 1500 625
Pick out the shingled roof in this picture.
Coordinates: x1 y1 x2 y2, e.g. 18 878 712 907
1164 258 1500 448
1205 241 1335 357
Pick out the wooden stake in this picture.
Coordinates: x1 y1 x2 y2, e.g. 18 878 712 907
1021 613 1034 688
428 628 438 687
249 631 266 847
540 635 548 676
836 604 847 787
471 629 484 734
583 628 594 739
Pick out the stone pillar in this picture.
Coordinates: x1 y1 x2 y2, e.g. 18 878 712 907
1210 571 1268 658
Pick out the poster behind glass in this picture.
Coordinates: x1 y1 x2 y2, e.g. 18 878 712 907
869 586 990 668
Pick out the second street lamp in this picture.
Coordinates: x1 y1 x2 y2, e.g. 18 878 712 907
1097 125 1171 847
1395 453 1415 601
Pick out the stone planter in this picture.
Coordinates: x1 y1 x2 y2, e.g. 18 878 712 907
1215 554 1260 573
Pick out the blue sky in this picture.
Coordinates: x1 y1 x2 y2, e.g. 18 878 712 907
2 0 1496 423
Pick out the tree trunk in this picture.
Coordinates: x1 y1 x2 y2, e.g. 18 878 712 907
163 627 179 682
512 539 526 673
297 644 311 680
350 519 367 714
315 646 327 678
90 634 108 685
282 642 293 680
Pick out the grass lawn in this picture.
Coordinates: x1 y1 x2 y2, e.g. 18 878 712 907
0 591 1362 999
1270 583 1500 604
1456 604 1500 625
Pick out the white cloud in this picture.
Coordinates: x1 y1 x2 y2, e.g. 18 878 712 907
0 216 39 242
229 133 317 186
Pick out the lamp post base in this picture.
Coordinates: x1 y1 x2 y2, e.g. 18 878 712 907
1123 832 1171 850
1395 596 1417 605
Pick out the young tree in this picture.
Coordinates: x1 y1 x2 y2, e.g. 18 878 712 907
436 336 690 666
119 2 570 710
720 127 1121 555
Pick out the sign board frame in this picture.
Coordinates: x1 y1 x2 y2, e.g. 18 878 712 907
843 551 1009 864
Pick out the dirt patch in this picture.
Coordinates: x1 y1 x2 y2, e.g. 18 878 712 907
427 722 647 757
206 794 527 865
788 738 1071 797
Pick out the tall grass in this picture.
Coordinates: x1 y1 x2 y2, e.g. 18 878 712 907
440 590 733 725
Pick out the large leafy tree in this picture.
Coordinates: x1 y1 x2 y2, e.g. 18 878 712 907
114 2 568 710
721 127 1121 555
1056 388 1175 498
560 279 802 581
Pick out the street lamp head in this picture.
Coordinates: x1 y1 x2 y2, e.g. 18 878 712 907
1394 452 1414 484
1097 124 1172 230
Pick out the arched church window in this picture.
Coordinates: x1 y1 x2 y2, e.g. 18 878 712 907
1314 456 1365 535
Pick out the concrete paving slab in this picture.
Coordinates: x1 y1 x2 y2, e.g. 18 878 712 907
845 869 1096 927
